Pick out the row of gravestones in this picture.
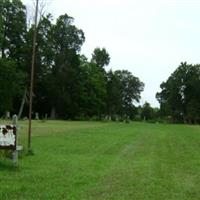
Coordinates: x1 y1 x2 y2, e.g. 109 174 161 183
3 112 48 120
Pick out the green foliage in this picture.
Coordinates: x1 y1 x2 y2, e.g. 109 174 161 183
0 0 28 116
32 16 144 120
91 47 110 68
53 14 85 53
0 59 17 113
0 1 3 48
79 60 107 118
141 102 154 120
107 70 144 119
33 14 85 119
0 0 144 119
0 0 27 62
157 62 200 123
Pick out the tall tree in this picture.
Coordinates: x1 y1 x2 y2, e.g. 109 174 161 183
106 70 122 117
79 57 107 118
157 62 200 123
0 0 28 116
31 14 54 116
45 14 85 118
0 0 27 64
141 102 153 121
91 47 110 68
106 70 144 119
0 58 25 114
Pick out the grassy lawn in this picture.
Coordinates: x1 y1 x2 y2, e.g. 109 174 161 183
0 120 200 200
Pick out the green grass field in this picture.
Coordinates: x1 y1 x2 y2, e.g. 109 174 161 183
0 120 200 200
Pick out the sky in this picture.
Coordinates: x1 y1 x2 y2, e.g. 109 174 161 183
23 0 200 107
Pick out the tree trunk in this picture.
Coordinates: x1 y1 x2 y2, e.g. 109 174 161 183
18 89 27 119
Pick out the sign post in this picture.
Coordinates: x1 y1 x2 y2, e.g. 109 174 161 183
12 115 18 165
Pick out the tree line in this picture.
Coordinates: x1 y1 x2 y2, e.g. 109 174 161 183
1 1 199 124
0 0 144 120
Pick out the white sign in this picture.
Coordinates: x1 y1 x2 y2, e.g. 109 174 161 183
0 125 16 147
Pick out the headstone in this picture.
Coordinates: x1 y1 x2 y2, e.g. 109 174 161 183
12 114 18 125
5 111 10 119
35 112 39 120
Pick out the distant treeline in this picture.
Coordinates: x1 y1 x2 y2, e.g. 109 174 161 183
0 1 199 124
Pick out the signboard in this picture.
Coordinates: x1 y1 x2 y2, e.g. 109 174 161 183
0 125 16 150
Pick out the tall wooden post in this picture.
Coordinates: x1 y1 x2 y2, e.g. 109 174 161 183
12 115 18 165
28 0 39 153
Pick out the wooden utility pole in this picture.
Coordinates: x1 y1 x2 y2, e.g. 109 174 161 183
28 0 39 153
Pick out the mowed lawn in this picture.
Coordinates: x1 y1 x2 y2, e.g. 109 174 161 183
0 121 200 200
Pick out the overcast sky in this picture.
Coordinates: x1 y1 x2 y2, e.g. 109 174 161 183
23 0 200 107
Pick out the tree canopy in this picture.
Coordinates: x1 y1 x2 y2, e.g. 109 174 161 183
156 62 200 123
0 0 144 120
